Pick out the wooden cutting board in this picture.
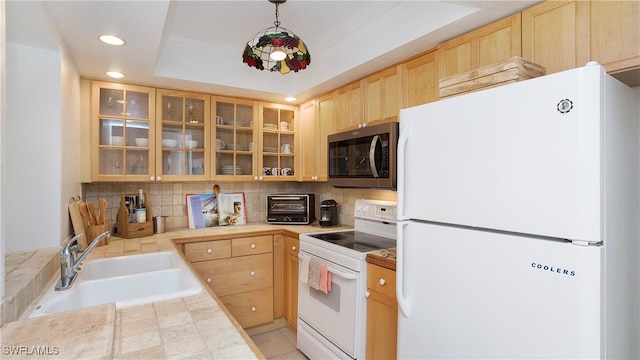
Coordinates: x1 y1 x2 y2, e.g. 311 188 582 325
68 197 89 249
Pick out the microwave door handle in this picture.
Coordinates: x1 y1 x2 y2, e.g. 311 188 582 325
369 135 380 178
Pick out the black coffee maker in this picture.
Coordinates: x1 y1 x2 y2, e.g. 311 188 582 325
320 200 338 227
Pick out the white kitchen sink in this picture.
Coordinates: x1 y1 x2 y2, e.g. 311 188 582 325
80 251 184 280
29 251 203 318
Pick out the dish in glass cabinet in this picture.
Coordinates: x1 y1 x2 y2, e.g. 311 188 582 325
263 147 277 153
263 124 277 130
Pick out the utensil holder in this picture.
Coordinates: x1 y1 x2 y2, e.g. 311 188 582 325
116 191 153 238
86 224 109 246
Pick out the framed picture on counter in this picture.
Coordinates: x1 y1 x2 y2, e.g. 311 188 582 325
217 192 247 226
186 193 218 228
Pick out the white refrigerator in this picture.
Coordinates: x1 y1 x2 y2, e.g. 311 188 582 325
396 62 639 359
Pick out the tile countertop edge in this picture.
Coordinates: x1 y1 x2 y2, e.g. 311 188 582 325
9 222 352 360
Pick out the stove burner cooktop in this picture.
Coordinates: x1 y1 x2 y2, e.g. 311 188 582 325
308 231 396 253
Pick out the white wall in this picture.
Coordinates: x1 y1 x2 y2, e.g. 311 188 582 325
5 43 62 251
1 0 7 299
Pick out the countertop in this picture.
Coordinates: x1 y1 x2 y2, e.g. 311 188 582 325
366 248 397 271
4 222 351 360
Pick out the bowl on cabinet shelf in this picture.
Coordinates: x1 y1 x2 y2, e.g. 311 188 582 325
185 140 198 149
135 138 149 147
111 136 124 146
162 139 178 148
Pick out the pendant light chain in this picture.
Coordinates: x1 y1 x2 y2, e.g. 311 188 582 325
274 2 281 28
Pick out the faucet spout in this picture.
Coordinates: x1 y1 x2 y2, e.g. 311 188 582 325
55 231 111 291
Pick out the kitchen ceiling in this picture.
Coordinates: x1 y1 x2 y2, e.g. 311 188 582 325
7 0 540 103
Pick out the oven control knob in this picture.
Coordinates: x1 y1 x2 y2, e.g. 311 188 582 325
207 248 213 254
251 243 256 249
251 306 257 312
250 271 255 277
379 278 386 286
206 277 212 283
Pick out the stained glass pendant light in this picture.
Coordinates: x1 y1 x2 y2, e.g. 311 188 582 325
242 0 311 74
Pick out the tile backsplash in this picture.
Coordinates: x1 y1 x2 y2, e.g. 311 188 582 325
82 181 397 232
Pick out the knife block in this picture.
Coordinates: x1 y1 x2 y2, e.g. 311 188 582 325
116 191 153 239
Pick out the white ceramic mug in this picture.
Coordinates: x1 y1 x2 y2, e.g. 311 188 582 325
216 115 224 125
279 122 290 131
216 139 225 150
282 167 293 176
280 143 293 154
249 142 254 151
271 167 280 176
263 167 271 176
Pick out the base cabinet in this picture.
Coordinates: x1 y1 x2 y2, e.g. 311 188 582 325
283 236 300 329
184 235 274 328
366 263 397 359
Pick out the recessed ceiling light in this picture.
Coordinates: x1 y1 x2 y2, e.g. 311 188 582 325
284 96 296 102
99 35 125 46
106 71 125 79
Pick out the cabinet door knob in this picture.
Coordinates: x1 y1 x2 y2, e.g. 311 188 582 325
292 246 297 251
251 243 256 249
156 176 162 181
365 291 370 298
250 271 255 277
379 278 386 286
207 248 213 254
206 277 212 283
150 176 155 181
251 306 257 312
254 176 258 181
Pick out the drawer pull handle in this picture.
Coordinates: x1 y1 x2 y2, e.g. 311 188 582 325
379 278 386 286
206 277 212 283
292 246 297 251
251 243 256 249
250 271 256 277
207 248 213 254
251 306 256 312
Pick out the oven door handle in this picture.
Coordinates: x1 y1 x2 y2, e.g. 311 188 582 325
298 254 357 280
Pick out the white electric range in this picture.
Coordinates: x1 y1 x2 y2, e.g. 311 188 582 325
297 199 397 360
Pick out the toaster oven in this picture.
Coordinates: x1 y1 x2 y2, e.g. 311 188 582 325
267 194 316 224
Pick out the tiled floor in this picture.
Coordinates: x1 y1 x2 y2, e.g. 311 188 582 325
250 327 308 359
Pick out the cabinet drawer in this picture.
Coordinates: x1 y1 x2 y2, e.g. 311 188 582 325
232 235 273 257
284 236 300 257
192 253 273 297
183 240 231 262
220 287 274 328
367 263 396 299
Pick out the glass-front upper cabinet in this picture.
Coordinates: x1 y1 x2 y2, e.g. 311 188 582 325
213 96 257 179
91 81 156 182
259 103 298 181
156 90 210 181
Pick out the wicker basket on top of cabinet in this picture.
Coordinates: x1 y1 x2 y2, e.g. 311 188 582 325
439 56 546 99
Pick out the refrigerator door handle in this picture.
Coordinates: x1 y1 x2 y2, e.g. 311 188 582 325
397 122 410 220
369 135 380 178
396 221 410 317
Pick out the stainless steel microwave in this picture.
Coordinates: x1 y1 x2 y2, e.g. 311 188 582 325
328 122 398 189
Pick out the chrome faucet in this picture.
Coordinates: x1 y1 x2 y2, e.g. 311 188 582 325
56 231 111 291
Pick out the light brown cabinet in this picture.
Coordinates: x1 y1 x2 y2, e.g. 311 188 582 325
364 66 402 125
335 81 364 131
91 81 156 182
184 235 274 328
437 13 522 80
366 263 397 360
156 89 210 181
299 95 335 182
588 0 640 76
401 49 439 108
283 236 300 329
212 96 257 179
258 103 298 181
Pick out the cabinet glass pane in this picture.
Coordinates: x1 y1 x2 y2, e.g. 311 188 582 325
263 108 278 129
125 91 149 119
99 118 125 146
185 98 205 124
237 154 252 176
216 102 234 125
99 89 124 116
163 150 183 176
186 151 205 175
162 124 183 148
125 121 150 147
162 96 183 121
126 149 148 175
237 104 254 126
216 153 235 175
185 124 205 150
100 148 124 175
